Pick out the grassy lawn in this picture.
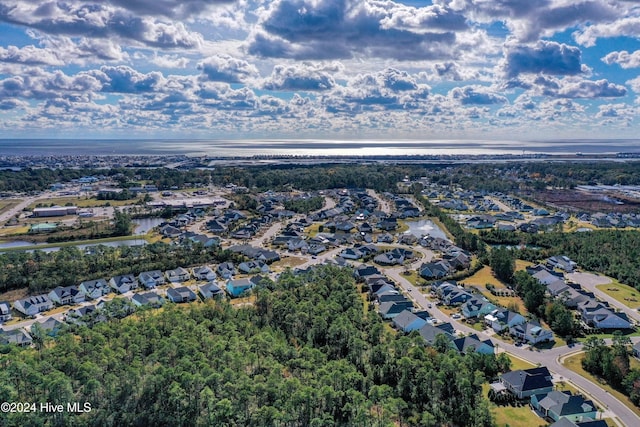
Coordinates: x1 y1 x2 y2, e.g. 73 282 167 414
400 270 422 286
482 384 545 427
28 197 139 209
515 259 533 272
463 265 508 289
596 280 640 309
305 223 321 237
505 353 537 370
0 225 31 236
562 352 640 418
395 219 410 233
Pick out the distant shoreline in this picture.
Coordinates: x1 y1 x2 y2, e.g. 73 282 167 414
0 138 639 158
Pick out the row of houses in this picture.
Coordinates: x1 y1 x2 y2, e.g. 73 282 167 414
5 260 270 318
353 264 496 355
431 280 554 345
526 263 633 330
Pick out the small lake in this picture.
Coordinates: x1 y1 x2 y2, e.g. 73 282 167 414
133 217 165 235
404 219 448 240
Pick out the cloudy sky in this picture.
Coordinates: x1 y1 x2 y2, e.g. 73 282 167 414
1 0 639 141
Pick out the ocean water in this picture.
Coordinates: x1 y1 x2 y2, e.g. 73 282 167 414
0 138 639 157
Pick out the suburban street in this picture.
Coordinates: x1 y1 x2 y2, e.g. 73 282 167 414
388 266 640 427
568 271 640 325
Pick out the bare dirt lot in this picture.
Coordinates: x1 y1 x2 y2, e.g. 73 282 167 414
533 189 640 213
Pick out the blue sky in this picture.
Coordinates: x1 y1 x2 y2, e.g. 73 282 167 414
0 0 639 141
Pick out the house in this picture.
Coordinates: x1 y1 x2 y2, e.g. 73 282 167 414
165 267 191 283
461 298 497 319
132 291 165 307
509 320 553 345
226 277 256 298
547 256 577 272
48 285 85 306
79 279 110 299
109 274 138 294
419 322 456 345
166 287 197 303
419 261 452 279
0 328 32 347
378 300 413 319
340 248 363 260
578 300 632 330
192 266 216 281
238 260 270 274
531 390 597 423
35 317 64 336
376 233 394 243
500 367 554 399
442 288 474 306
199 282 224 299
138 270 165 289
0 301 12 322
392 310 427 332
217 262 235 279
13 294 53 317
633 342 640 359
484 309 526 333
549 420 607 427
354 264 381 280
66 305 101 325
451 334 495 355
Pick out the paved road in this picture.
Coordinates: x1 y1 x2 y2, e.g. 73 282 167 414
387 268 640 427
568 271 640 324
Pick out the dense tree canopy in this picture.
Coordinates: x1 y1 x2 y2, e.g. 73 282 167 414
0 265 499 426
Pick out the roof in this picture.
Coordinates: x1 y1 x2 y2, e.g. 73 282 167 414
501 367 553 393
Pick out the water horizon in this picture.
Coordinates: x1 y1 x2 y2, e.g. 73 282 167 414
0 138 639 157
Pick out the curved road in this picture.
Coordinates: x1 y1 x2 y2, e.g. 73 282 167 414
386 265 640 427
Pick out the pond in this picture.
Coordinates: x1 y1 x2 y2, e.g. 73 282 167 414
404 219 448 240
132 217 165 235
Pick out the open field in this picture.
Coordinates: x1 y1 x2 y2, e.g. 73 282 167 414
0 200 19 216
562 352 640 419
596 280 640 309
0 225 31 236
271 255 307 269
27 196 138 209
464 265 507 288
534 189 640 214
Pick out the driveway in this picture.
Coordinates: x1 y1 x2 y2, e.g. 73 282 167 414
568 271 640 324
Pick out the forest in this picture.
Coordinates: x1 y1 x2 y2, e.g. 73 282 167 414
0 265 505 427
4 161 640 195
582 335 640 407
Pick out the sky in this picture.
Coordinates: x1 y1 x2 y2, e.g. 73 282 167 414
0 0 639 141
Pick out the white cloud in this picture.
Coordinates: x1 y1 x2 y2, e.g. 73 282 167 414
602 50 640 69
197 54 259 83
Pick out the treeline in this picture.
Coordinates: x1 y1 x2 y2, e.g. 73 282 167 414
283 196 324 213
0 242 243 294
480 229 640 289
210 164 421 192
583 335 640 406
0 265 502 426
